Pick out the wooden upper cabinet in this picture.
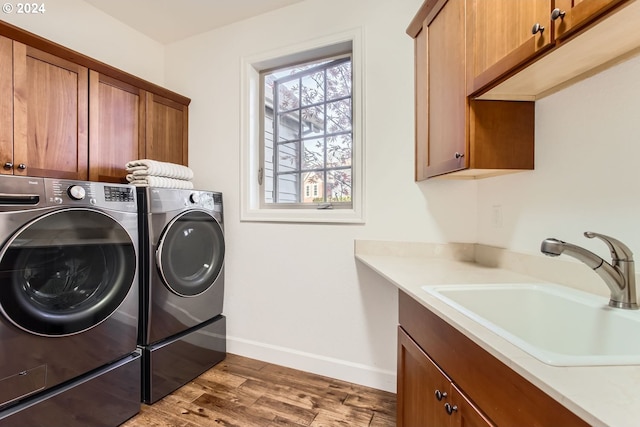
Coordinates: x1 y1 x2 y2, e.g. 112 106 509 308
89 71 145 183
467 0 553 95
13 43 88 179
0 20 191 182
145 93 188 166
553 0 628 40
411 0 467 180
0 36 12 176
408 0 535 180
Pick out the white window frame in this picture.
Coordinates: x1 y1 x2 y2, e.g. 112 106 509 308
240 29 365 224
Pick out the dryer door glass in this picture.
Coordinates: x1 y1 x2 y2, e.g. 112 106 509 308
0 209 136 336
157 210 225 296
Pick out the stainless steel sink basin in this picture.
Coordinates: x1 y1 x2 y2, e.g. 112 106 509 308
421 283 640 366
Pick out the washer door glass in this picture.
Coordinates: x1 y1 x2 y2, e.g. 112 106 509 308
157 210 225 296
0 209 136 336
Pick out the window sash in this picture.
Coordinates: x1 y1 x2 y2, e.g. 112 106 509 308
260 54 353 209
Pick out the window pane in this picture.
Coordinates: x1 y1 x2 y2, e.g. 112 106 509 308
327 62 351 100
301 106 324 138
278 80 299 111
277 111 300 142
327 134 352 167
327 99 351 133
301 72 324 106
327 169 351 202
277 173 299 203
277 142 298 173
302 171 323 203
303 138 325 170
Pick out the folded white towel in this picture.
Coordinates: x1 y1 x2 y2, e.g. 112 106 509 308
126 175 194 189
125 159 194 180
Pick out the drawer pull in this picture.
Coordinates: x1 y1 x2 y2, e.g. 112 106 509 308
435 389 447 401
531 23 545 35
551 8 566 21
445 403 458 415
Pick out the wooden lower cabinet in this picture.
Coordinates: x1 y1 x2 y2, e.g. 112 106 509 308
398 290 590 427
398 327 493 427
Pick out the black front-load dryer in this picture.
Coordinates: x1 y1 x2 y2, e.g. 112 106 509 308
137 187 226 404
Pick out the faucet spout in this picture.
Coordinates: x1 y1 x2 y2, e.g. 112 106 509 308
540 232 638 310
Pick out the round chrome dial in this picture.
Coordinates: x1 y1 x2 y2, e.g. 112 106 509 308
67 185 86 200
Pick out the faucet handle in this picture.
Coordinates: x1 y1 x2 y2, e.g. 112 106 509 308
584 232 634 262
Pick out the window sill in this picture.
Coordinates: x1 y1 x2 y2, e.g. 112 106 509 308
240 207 364 224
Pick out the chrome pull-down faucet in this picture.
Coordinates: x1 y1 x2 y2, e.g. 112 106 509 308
541 232 638 310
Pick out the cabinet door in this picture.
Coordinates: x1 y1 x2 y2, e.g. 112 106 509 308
450 384 495 427
89 71 145 183
0 36 12 175
145 93 188 166
553 0 627 40
468 0 553 94
13 43 88 179
414 0 467 180
398 327 452 427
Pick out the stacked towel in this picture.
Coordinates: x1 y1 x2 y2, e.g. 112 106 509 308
125 159 195 189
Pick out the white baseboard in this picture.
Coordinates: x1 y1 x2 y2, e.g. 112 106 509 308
227 335 397 393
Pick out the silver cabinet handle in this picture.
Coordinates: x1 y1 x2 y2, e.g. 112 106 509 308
551 8 566 20
435 390 447 401
3 162 12 170
454 152 464 159
531 23 545 34
445 403 458 415
17 164 26 170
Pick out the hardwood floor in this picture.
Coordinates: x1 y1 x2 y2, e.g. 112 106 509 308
121 353 397 427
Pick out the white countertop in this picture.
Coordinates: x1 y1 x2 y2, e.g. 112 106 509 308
355 240 640 427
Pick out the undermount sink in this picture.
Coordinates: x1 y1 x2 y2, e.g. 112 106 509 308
421 283 640 366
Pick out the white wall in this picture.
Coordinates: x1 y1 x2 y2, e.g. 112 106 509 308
1 0 165 86
165 0 477 392
477 54 640 264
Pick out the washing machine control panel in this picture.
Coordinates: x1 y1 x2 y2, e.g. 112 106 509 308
44 179 137 212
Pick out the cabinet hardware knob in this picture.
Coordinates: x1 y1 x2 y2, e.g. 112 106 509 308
454 152 464 159
3 162 13 170
435 390 448 401
17 164 26 170
551 8 566 20
444 403 458 415
531 23 545 35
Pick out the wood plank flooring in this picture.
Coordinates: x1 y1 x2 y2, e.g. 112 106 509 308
121 353 397 427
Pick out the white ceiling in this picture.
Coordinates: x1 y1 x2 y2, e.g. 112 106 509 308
83 0 305 44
